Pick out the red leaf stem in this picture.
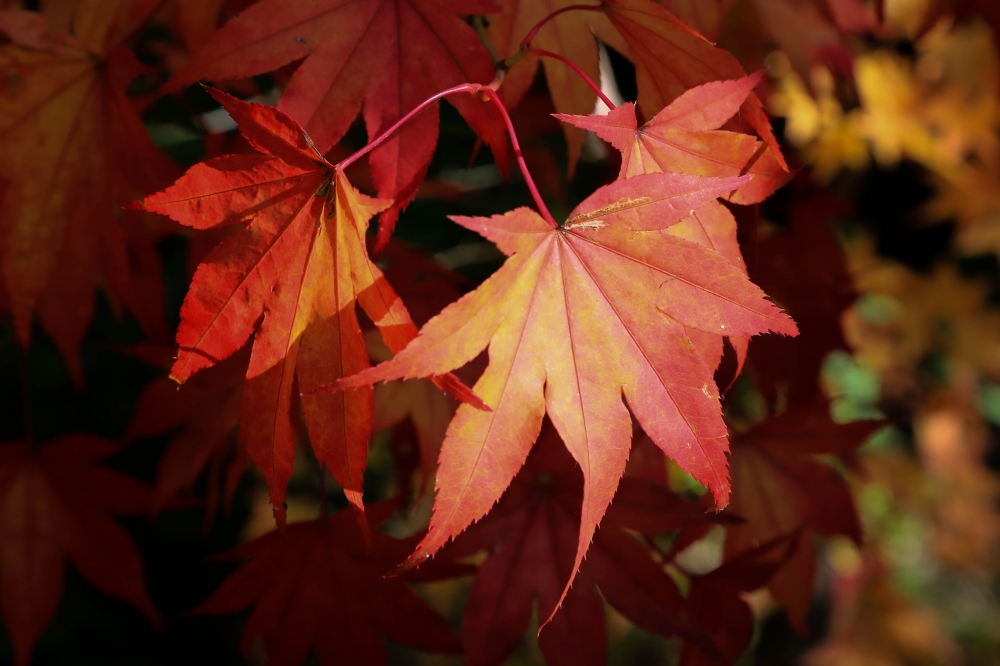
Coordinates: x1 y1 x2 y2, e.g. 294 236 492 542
336 82 558 229
528 47 616 110
480 87 559 228
335 83 483 171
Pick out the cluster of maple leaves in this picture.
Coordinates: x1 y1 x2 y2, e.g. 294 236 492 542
0 0 902 665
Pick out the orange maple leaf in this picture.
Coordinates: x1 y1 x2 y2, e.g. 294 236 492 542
134 90 477 530
555 72 793 379
341 172 798 612
556 72 792 205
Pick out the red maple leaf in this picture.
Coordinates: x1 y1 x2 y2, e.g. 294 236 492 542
680 531 800 666
133 90 478 529
444 421 720 665
195 503 462 666
724 402 881 632
0 4 178 379
0 436 160 666
341 172 797 612
166 0 508 245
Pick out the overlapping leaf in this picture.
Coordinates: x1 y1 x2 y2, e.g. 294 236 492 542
445 421 720 666
0 436 159 666
680 532 799 666
367 242 474 495
725 403 880 631
369 330 458 498
134 90 475 528
167 0 508 243
195 504 461 666
0 2 177 379
341 172 797 609
557 73 790 205
603 0 787 170
485 0 629 172
487 0 788 175
557 72 793 380
126 344 250 524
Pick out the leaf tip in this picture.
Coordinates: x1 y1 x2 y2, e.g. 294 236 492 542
388 550 432 578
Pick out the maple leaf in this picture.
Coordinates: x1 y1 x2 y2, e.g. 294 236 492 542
444 421 718 666
680 531 800 666
725 402 881 632
0 3 178 380
126 344 251 525
166 0 508 244
557 72 793 379
341 172 797 611
133 90 478 529
556 72 791 205
486 0 787 176
0 436 160 666
194 504 461 666
603 0 788 171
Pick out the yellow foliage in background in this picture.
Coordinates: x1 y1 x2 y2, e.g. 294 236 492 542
769 12 1000 255
762 4 1000 661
